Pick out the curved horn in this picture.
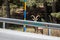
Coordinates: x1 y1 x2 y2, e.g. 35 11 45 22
31 15 35 19
31 15 36 20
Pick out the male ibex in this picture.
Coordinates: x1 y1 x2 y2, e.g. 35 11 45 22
31 14 43 34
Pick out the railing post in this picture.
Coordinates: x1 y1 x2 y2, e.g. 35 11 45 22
3 22 5 29
23 0 27 32
23 25 26 32
46 25 51 35
48 29 51 35
48 25 51 35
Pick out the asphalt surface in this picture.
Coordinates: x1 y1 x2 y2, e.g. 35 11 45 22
0 29 60 40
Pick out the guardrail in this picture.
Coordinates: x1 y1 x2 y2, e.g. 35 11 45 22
0 17 60 35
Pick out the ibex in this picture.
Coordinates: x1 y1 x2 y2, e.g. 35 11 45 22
31 14 43 34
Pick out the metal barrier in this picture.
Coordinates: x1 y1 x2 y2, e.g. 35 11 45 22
0 17 60 35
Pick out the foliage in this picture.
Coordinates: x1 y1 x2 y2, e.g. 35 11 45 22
55 0 60 12
45 2 52 13
51 12 60 19
0 0 3 6
9 0 23 7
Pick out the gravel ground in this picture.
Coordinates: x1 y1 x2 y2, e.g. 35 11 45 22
7 26 60 37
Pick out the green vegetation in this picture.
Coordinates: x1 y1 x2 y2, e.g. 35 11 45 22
51 13 60 19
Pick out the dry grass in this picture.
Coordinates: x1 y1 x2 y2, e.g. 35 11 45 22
26 28 60 37
9 26 60 37
51 29 60 37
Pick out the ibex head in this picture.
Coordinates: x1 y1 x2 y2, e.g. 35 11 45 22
31 15 40 21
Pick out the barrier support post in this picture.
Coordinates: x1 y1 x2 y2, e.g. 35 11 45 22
48 29 51 35
46 25 51 35
3 22 5 29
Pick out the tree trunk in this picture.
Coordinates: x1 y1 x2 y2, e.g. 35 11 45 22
4 0 10 28
52 0 56 13
5 0 10 18
43 0 49 22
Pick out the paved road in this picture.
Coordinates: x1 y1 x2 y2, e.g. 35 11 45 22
0 29 60 40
